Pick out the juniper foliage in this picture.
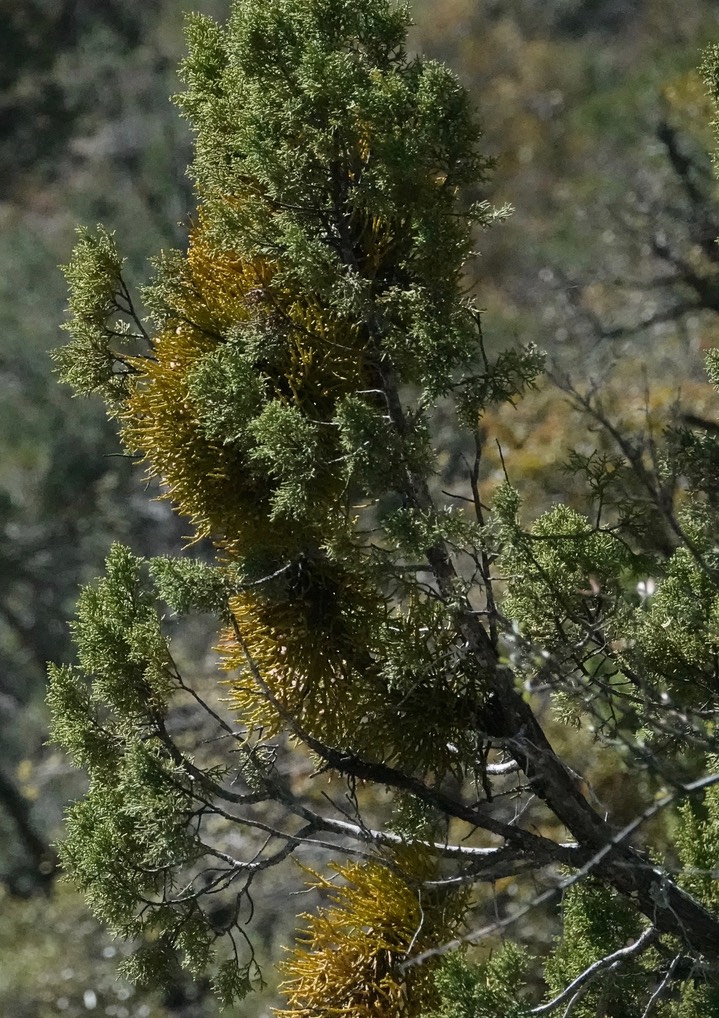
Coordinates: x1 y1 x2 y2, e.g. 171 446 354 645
50 1 719 1013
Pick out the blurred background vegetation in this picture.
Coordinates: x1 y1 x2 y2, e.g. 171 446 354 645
3 0 719 1014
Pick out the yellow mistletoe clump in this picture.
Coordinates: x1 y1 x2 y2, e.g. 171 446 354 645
278 848 467 1018
222 563 386 745
121 230 274 547
224 578 486 777
122 224 374 554
124 320 269 545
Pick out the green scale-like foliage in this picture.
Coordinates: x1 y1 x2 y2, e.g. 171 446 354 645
47 546 238 996
48 544 174 774
619 506 719 711
425 946 533 1018
675 772 719 912
55 226 142 411
177 0 499 397
496 494 636 652
543 883 649 1018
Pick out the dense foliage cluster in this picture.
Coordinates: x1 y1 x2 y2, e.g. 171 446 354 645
50 0 719 1014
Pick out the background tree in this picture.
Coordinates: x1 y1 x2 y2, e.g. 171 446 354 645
49 0 719 1015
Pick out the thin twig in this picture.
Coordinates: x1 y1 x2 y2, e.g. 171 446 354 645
531 926 659 1015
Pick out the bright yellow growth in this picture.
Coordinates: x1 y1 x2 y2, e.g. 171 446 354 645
123 224 371 554
278 848 466 1018
223 566 384 742
124 321 266 544
224 581 484 776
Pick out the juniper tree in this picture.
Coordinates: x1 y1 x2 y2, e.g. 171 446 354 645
50 1 719 1013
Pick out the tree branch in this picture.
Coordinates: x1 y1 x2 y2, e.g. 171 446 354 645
531 926 659 1015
